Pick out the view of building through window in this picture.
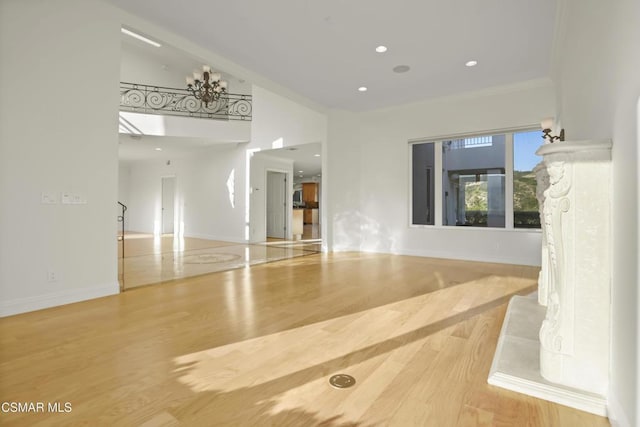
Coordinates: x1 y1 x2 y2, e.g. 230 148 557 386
442 135 506 227
411 129 542 229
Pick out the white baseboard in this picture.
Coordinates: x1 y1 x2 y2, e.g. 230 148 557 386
402 247 540 266
607 391 631 427
0 282 120 317
488 295 608 416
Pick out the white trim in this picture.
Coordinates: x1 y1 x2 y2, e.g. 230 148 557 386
408 142 414 226
434 141 443 226
505 133 515 228
265 168 292 240
0 283 120 317
489 371 607 416
607 391 631 427
408 124 539 145
536 139 612 155
408 224 542 234
357 246 540 267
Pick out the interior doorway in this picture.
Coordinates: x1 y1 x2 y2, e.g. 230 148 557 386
266 171 287 239
161 176 176 235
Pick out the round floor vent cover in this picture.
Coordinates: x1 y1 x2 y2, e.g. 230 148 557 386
329 374 356 389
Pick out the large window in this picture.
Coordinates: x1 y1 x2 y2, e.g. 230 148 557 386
411 129 542 229
442 135 505 227
412 143 435 225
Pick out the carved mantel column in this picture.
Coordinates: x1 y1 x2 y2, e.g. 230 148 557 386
534 162 550 307
536 139 612 395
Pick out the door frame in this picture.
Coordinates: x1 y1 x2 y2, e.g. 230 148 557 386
265 168 292 240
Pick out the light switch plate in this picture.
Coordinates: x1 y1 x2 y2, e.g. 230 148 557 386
41 192 57 204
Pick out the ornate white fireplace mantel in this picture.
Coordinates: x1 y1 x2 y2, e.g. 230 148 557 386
488 139 612 415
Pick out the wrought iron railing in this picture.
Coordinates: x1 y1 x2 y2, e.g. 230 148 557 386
120 82 252 121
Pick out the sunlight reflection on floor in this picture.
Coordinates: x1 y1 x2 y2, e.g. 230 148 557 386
171 275 535 424
118 234 321 289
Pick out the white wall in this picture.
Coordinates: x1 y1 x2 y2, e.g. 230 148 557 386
250 85 328 150
249 85 328 242
0 0 121 316
554 1 640 425
123 143 247 242
120 41 252 95
118 163 131 208
119 111 251 141
327 81 555 265
118 162 131 233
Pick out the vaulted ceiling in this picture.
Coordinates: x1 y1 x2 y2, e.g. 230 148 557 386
106 0 558 111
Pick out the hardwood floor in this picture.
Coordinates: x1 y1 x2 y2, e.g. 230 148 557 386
0 253 609 426
118 234 319 290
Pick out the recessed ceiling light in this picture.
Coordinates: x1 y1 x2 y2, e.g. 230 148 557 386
155 147 162 151
121 28 161 47
299 174 304 177
314 154 321 157
358 86 368 92
298 170 303 173
393 65 411 73
375 45 388 53
465 60 478 67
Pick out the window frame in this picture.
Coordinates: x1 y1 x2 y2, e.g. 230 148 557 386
409 126 541 231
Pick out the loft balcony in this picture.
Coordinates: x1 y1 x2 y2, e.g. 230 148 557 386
119 82 252 121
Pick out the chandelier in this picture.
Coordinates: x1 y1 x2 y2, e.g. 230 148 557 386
186 65 227 107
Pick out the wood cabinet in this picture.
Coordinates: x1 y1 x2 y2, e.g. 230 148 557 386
302 183 318 204
302 183 319 224
303 208 319 225
304 208 313 224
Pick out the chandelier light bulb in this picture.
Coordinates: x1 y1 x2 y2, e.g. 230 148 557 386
186 65 227 107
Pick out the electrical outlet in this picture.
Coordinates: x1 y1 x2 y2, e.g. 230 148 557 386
47 271 57 282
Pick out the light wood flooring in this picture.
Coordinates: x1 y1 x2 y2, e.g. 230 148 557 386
118 234 320 290
0 253 610 426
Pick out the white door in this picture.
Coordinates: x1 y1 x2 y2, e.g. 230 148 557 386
266 171 286 239
161 176 175 234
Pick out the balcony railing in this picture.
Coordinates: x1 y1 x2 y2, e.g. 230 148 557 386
120 82 252 121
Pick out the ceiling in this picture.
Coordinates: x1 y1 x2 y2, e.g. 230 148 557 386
106 0 557 111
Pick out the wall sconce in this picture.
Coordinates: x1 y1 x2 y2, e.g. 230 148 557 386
541 117 565 143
